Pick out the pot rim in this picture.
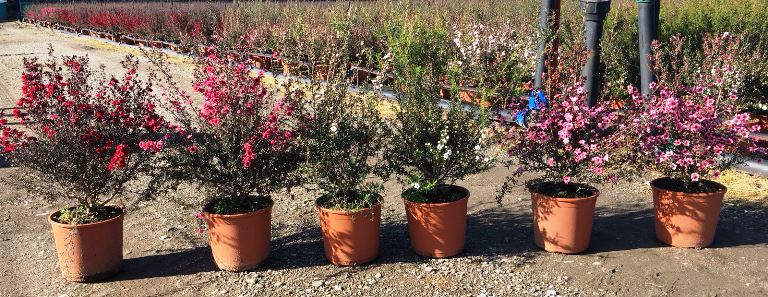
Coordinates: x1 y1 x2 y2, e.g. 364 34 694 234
315 200 382 215
650 177 727 197
401 184 470 206
202 197 274 219
530 188 601 201
48 206 125 228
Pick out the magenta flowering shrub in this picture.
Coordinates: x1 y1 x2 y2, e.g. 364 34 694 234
0 50 170 224
502 44 638 194
155 44 304 215
629 33 767 189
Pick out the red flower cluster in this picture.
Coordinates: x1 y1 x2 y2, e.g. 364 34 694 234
4 52 170 173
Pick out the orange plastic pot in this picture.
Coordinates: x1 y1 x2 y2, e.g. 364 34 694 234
651 178 726 248
48 207 124 282
203 199 273 272
317 202 381 266
403 185 469 258
531 187 598 254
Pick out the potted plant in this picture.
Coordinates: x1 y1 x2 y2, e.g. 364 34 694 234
385 37 497 258
630 33 767 248
300 70 390 265
0 51 168 281
501 42 638 254
154 45 304 272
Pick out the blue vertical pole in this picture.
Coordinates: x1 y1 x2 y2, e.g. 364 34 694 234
580 0 611 107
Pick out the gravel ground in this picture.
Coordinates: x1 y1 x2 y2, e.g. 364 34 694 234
1 22 768 297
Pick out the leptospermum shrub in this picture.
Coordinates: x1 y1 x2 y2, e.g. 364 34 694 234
0 50 169 224
300 79 390 211
386 77 498 203
448 21 537 106
502 42 638 198
156 44 304 215
629 33 768 192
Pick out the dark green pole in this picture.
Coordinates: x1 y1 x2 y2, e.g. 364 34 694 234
580 0 611 107
533 0 562 90
637 0 660 96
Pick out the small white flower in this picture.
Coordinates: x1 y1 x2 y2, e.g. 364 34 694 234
330 123 338 134
437 143 445 151
412 182 421 190
443 150 452 160
474 144 481 151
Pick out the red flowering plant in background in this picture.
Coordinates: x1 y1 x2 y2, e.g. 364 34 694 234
629 33 767 192
149 39 305 215
500 40 640 199
0 48 170 224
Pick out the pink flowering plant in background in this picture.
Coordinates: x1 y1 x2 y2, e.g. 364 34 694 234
629 33 767 192
150 42 305 215
501 42 639 198
0 49 169 224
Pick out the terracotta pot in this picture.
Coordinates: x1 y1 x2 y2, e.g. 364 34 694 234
251 54 271 70
203 199 273 272
438 86 451 99
402 185 469 258
751 113 768 132
48 207 124 282
281 60 304 76
313 64 330 81
651 178 726 248
351 66 375 84
316 202 381 266
531 185 598 254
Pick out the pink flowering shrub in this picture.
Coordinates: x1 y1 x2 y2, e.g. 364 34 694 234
154 43 304 215
0 50 170 224
629 33 767 191
502 43 638 197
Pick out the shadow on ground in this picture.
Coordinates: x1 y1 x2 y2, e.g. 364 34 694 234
585 198 768 253
100 197 768 279
109 247 216 282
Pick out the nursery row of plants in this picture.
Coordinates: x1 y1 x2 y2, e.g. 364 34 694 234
22 0 768 110
1 19 766 282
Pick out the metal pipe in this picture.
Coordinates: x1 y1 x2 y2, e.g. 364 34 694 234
533 0 562 90
580 0 611 107
637 0 660 96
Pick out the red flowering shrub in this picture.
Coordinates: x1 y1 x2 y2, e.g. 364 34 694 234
629 33 767 191
0 49 170 224
154 43 304 215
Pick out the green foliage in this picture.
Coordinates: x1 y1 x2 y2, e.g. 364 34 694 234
301 80 390 211
386 74 498 201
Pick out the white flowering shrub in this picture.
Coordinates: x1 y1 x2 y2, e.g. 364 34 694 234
448 21 537 106
386 78 499 203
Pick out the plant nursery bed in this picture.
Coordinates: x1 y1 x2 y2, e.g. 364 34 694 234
1 22 767 297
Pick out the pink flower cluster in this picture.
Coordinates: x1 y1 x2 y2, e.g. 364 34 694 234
190 48 300 169
505 80 632 184
629 33 766 183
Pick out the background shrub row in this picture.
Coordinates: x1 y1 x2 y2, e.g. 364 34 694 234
23 0 768 106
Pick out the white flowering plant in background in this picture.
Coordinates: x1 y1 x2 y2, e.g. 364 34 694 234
387 76 500 203
448 21 537 106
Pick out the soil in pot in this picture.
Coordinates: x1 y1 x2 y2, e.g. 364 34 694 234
203 196 273 272
402 185 469 258
316 194 381 266
651 177 727 248
48 206 124 282
529 181 599 254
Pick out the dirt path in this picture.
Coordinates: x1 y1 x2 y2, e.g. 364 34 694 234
1 22 767 297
